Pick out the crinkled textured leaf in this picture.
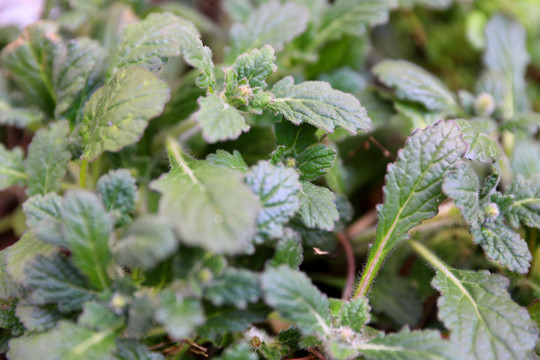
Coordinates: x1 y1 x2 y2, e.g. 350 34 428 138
174 26 216 89
79 302 123 330
0 300 23 335
506 174 540 229
112 217 177 270
338 297 370 332
97 169 138 226
217 342 257 360
268 76 371 134
126 292 155 339
298 181 339 231
5 231 54 284
23 254 95 312
455 119 502 163
297 145 336 181
61 191 112 290
267 229 303 269
15 304 62 332
442 161 480 224
115 339 164 360
432 268 538 360
484 15 530 113
318 0 397 43
0 22 60 112
275 121 318 154
80 67 170 161
53 38 106 123
373 60 458 112
261 265 330 336
154 290 204 340
0 256 17 299
207 150 248 172
23 193 66 247
245 161 301 239
150 161 260 254
196 94 249 142
228 1 309 58
0 145 25 190
25 121 71 196
7 321 118 360
357 328 462 360
0 100 43 127
198 305 267 340
232 45 276 89
204 268 260 308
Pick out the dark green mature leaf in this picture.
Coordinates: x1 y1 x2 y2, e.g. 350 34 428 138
25 121 71 196
355 328 462 360
261 266 330 336
317 0 397 45
268 76 372 134
198 305 267 340
267 229 303 269
53 37 106 123
207 150 248 172
506 174 540 229
228 1 309 59
373 60 458 112
5 232 54 284
80 67 170 161
112 217 177 270
24 254 95 312
0 100 44 127
78 302 123 330
432 268 538 360
0 300 23 335
196 94 249 143
484 15 530 114
0 145 26 190
442 161 480 224
275 121 318 154
204 268 260 308
97 169 138 226
115 339 164 360
23 193 66 247
455 120 502 163
338 297 370 332
15 304 62 332
150 155 260 254
0 22 60 112
232 45 276 89
298 181 339 231
7 320 118 360
154 289 204 340
245 161 301 239
0 256 17 300
296 145 336 181
61 191 112 290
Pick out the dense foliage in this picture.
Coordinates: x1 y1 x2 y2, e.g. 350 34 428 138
0 0 539 359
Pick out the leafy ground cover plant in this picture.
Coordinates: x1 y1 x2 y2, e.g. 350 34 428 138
0 0 539 359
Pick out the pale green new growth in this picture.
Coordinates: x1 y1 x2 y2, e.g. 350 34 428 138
196 94 249 142
455 120 502 163
298 181 339 231
232 45 276 89
80 67 170 161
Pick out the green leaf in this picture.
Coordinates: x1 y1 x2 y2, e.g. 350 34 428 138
298 181 339 231
204 268 260 308
195 94 249 143
484 15 530 114
197 305 267 340
78 302 123 330
0 256 17 300
0 145 26 190
245 161 301 239
207 150 248 172
25 121 71 196
232 45 277 89
0 100 44 127
0 300 23 335
216 342 257 360
454 119 502 163
96 169 138 227
126 292 155 338
338 297 370 332
274 121 318 154
23 193 66 247
154 289 204 340
115 339 164 360
23 254 95 312
80 67 170 161
261 265 330 336
61 191 112 290
355 328 462 360
317 0 397 45
53 38 106 124
267 229 303 269
7 320 118 360
373 60 458 112
5 231 54 284
296 145 336 181
112 217 177 270
268 76 372 134
511 139 540 179
432 268 538 360
0 22 60 113
228 1 309 59
506 174 540 229
15 304 62 332
150 150 260 254
442 161 480 224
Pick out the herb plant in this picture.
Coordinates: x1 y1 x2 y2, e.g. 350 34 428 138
0 0 539 359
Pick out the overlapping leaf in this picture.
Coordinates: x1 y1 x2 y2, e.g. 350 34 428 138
204 268 261 308
297 181 339 231
0 145 26 190
195 94 249 143
97 169 138 226
154 289 204 340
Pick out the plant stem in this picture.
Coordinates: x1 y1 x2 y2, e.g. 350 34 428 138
409 240 449 276
79 159 88 189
